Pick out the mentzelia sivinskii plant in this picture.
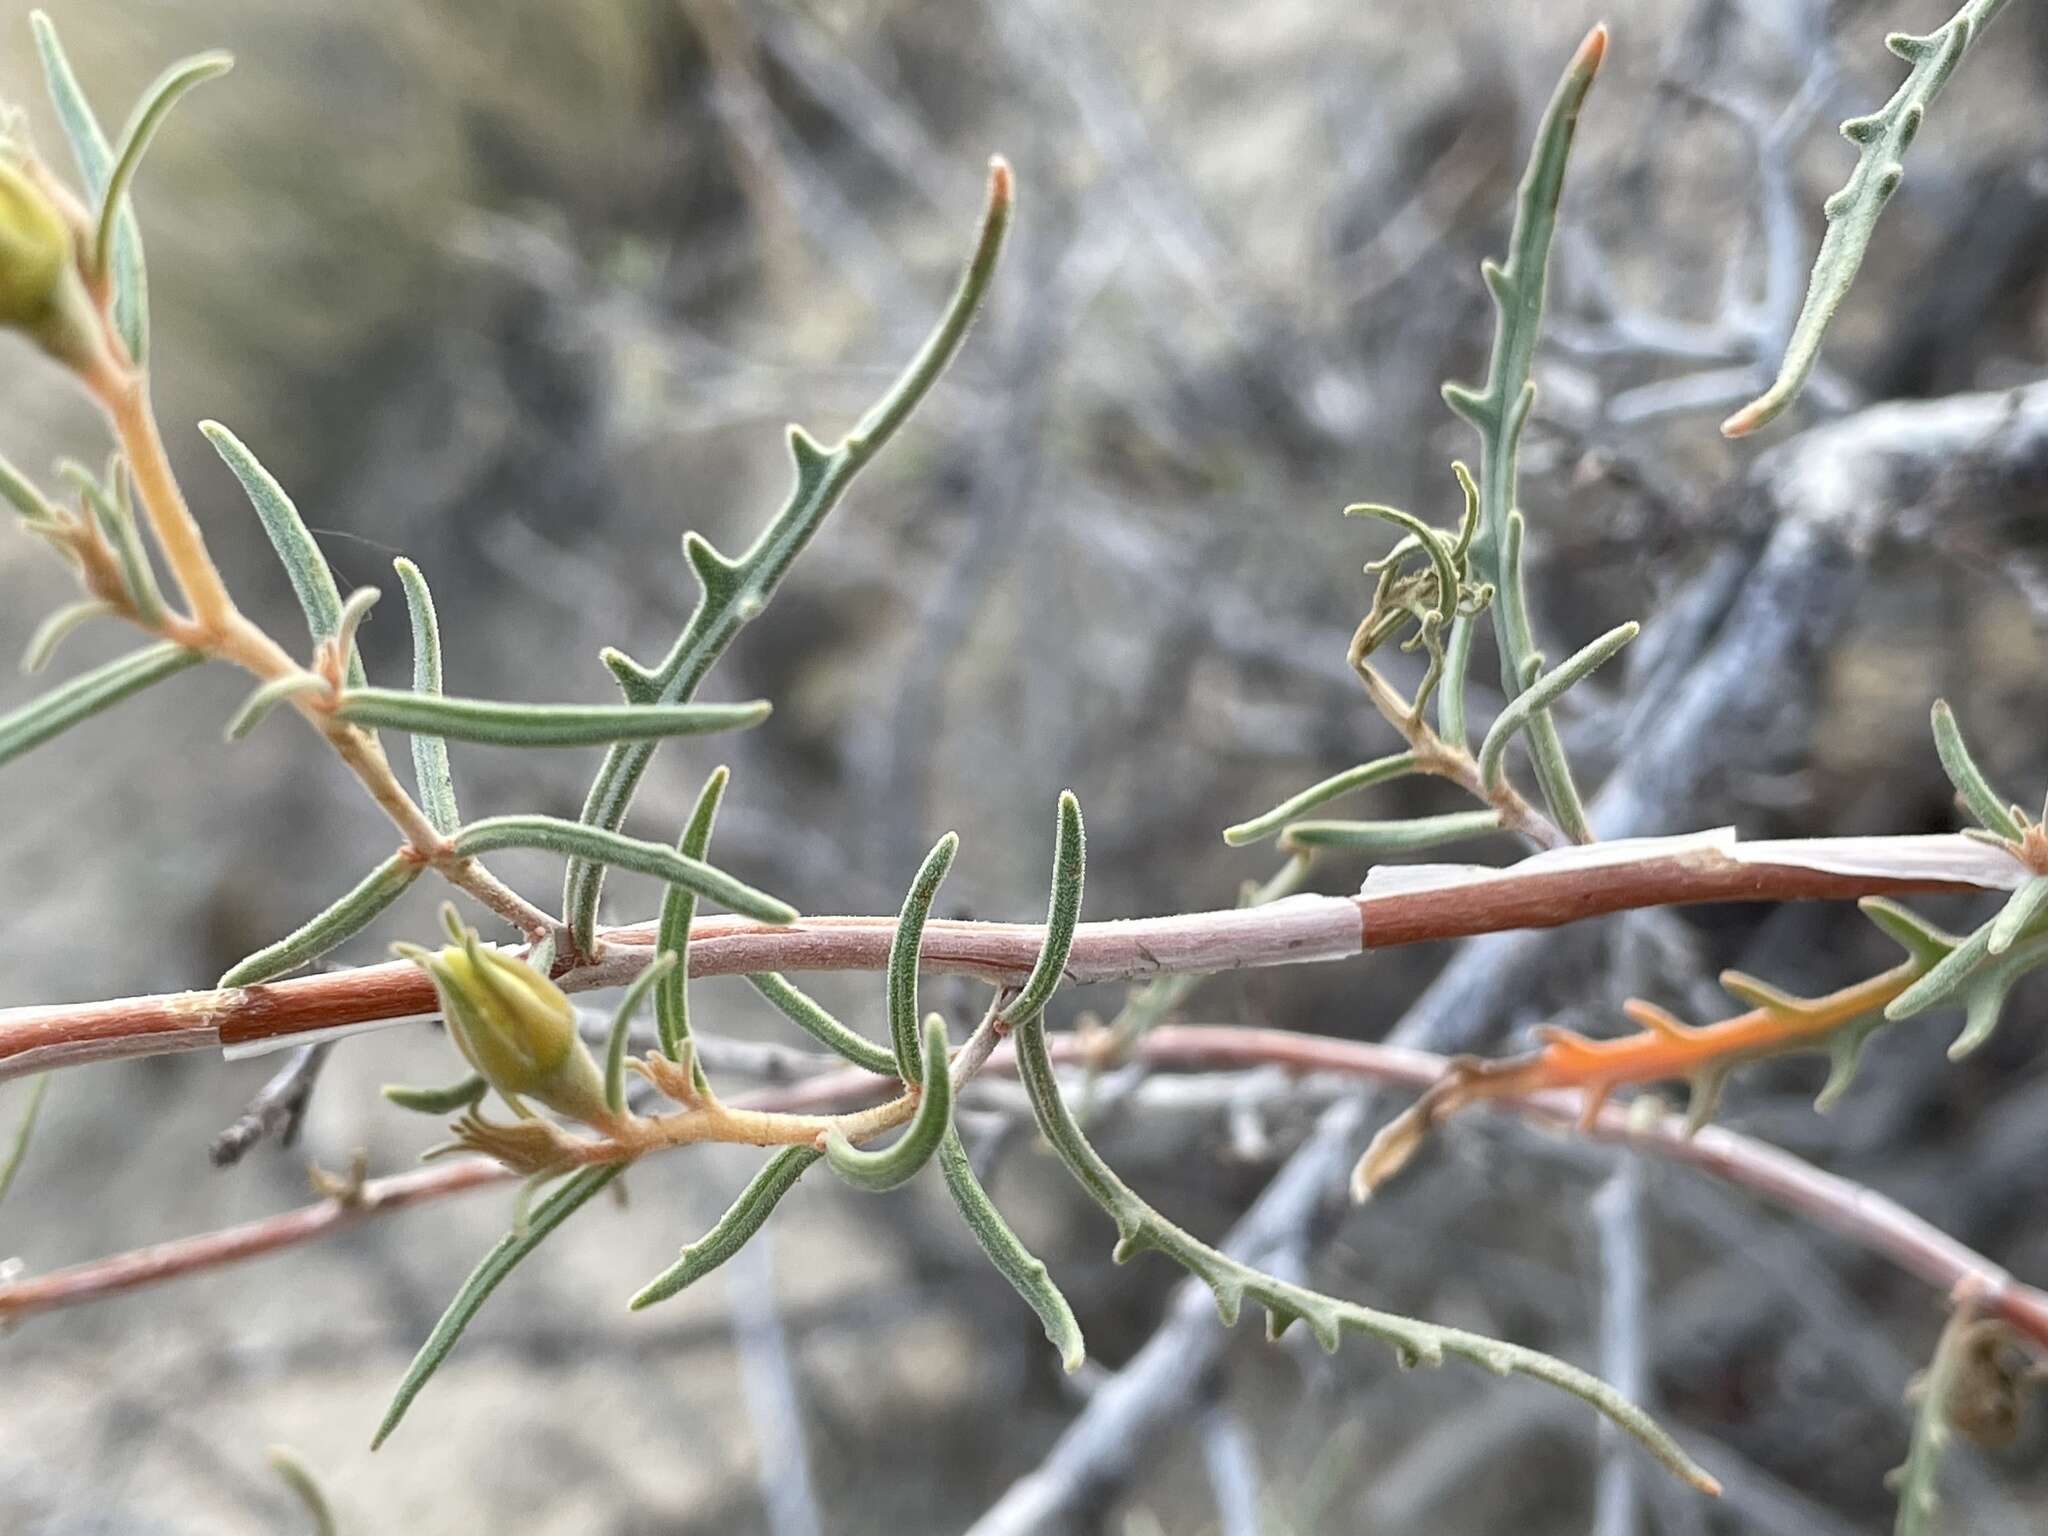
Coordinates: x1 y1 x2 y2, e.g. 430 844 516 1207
1 12 2041 1525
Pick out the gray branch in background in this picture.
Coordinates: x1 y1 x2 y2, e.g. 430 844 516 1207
965 381 2048 1533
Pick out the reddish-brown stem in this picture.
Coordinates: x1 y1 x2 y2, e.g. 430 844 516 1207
0 832 1996 1081
3 1024 2039 1351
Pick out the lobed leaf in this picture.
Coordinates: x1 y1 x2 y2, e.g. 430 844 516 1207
563 160 1014 953
937 1127 1084 1372
1725 0 2015 436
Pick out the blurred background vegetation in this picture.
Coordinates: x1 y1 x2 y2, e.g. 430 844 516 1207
2 0 2046 1530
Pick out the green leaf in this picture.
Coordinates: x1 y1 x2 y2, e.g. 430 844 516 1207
393 558 460 835
824 1015 953 1192
744 971 897 1076
0 1073 51 1211
1008 1008 1717 1495
331 689 768 748
1885 915 1994 1022
629 1146 820 1310
1891 1307 1983 1535
264 1445 337 1536
0 451 57 524
219 853 423 986
1281 810 1506 856
452 815 795 926
372 1162 623 1448
937 1126 1084 1371
1223 753 1421 846
1726 0 2014 436
61 461 167 625
381 1073 487 1115
20 600 116 674
1987 873 2048 956
1477 620 1638 794
604 951 676 1114
200 422 366 688
92 51 232 283
30 10 148 363
1438 27 1606 835
1000 792 1086 1031
563 160 1013 954
655 767 730 1078
888 833 959 1081
1929 700 2024 841
0 641 201 769
223 671 329 740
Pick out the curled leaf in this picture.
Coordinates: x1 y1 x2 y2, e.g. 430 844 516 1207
1003 790 1084 1030
887 832 959 1080
823 1014 952 1192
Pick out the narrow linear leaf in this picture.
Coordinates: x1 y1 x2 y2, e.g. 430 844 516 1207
563 160 1013 953
604 952 677 1114
200 422 366 688
65 463 168 625
1281 810 1505 856
629 1146 820 1309
888 833 959 1081
92 51 232 281
824 1015 953 1192
332 689 769 748
0 451 57 524
1886 916 1994 1022
1725 0 2014 436
0 641 201 770
1002 791 1085 1031
937 1126 1084 1371
1987 873 2048 956
264 1446 337 1536
1892 1307 1983 1536
373 1162 623 1448
1223 753 1421 846
745 972 896 1076
30 10 148 362
1009 1010 1717 1495
381 1073 487 1115
393 558 459 835
452 815 795 926
1477 621 1638 793
224 671 329 741
1929 700 2023 841
656 767 730 1076
0 1073 51 1211
20 600 116 674
219 853 422 986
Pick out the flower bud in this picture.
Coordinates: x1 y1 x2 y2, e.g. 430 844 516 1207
398 907 610 1127
0 158 100 369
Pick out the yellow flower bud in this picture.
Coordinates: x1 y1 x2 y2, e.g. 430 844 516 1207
0 158 72 326
398 907 610 1127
